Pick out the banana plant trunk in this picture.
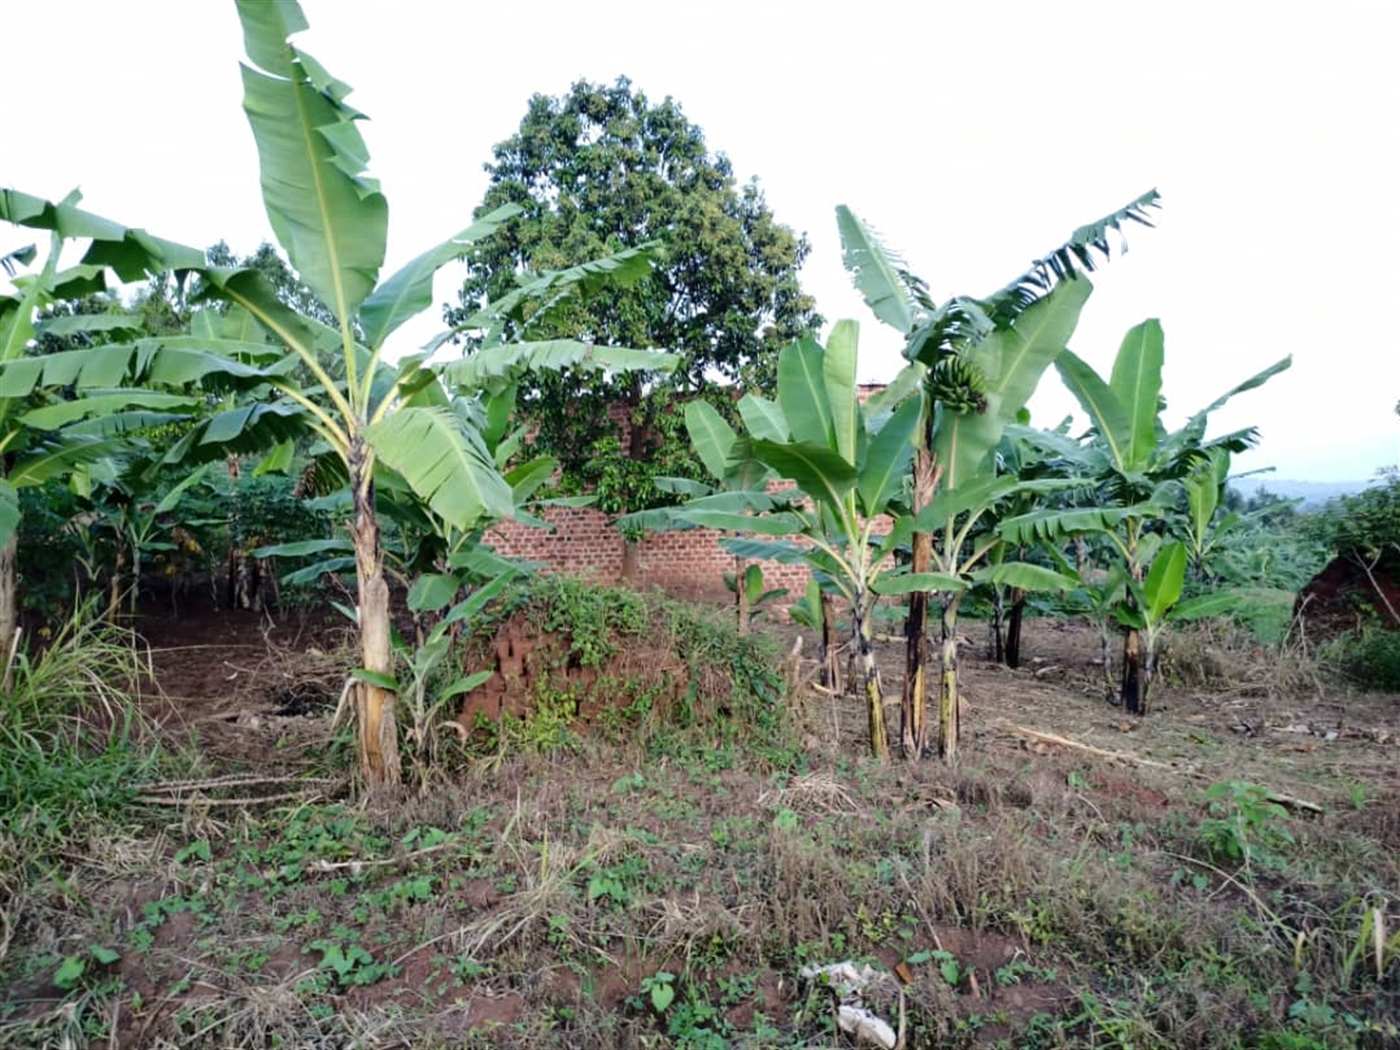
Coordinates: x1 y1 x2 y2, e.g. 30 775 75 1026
1121 625 1145 715
350 442 401 789
1005 588 1026 669
937 594 963 761
990 585 1005 663
900 447 936 758
107 539 127 624
820 591 842 693
854 598 889 760
734 554 749 636
0 531 17 692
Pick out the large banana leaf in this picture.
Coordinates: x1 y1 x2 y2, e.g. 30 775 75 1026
973 562 1078 592
998 502 1163 545
1108 319 1164 474
162 402 309 465
365 405 513 531
873 571 967 595
776 338 834 451
979 190 1160 326
674 509 805 535
358 203 521 350
1159 356 1292 464
835 206 917 335
684 400 738 483
1054 348 1135 472
0 339 292 398
749 439 856 510
19 391 198 430
441 340 677 393
856 394 920 516
426 244 657 354
0 188 203 280
935 277 1092 490
237 0 387 325
736 394 787 442
824 320 860 465
34 313 143 340
1142 541 1187 625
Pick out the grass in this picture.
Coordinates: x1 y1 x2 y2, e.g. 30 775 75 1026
1 589 1397 1048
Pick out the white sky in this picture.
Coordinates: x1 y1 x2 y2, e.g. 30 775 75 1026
5 0 1397 482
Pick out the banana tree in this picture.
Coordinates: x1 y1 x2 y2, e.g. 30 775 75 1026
3 2 672 788
0 192 215 661
837 191 1159 759
1002 318 1291 713
673 322 922 759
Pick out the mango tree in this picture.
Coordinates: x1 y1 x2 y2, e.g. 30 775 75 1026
674 322 922 759
1002 319 1290 713
835 192 1157 757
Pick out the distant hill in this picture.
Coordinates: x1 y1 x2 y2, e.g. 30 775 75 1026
1228 478 1374 508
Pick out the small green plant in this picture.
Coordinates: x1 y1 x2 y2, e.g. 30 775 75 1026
907 947 963 986
639 970 676 1013
303 934 398 988
52 945 121 991
1198 780 1295 871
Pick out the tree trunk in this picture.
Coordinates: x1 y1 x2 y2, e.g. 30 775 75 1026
107 540 126 624
819 590 842 693
855 601 889 760
900 446 937 758
0 531 17 693
734 556 749 636
350 445 401 790
620 538 640 582
937 596 962 762
1121 626 1145 715
990 585 1005 663
1005 589 1026 669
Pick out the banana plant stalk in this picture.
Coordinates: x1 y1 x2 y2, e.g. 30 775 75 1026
837 192 1157 759
673 322 922 759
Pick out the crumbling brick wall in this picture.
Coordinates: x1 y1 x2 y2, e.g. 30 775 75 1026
484 506 811 599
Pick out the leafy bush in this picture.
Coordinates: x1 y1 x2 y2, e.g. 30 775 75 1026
16 482 90 620
1321 629 1400 693
455 576 785 754
1304 469 1400 563
0 601 162 870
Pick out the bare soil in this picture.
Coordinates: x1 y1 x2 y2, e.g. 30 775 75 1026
3 593 1398 1049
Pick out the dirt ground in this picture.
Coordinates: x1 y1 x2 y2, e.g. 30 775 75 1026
138 599 1399 813
6 592 1399 1048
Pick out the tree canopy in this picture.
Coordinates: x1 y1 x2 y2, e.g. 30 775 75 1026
447 77 820 511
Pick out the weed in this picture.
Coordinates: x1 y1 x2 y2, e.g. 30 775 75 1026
1198 780 1296 872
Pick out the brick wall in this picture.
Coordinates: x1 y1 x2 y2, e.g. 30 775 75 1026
486 384 894 599
484 505 811 599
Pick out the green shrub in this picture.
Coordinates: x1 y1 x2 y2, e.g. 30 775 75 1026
1321 629 1400 693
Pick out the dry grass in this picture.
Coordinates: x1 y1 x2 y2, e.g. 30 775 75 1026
3 608 1398 1048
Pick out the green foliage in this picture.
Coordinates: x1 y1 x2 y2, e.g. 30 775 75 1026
1198 781 1295 871
16 482 88 619
1305 469 1400 563
1320 629 1400 692
0 601 161 867
449 76 821 512
457 578 784 756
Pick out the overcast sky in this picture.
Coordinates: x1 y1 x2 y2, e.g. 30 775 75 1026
5 1 1397 482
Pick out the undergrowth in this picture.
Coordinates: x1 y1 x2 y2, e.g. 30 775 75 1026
1 591 1397 1048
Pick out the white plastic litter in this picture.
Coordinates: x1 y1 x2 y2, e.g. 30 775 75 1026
799 961 900 1049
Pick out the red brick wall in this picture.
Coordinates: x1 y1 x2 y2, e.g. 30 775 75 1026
484 505 812 600
485 385 895 600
